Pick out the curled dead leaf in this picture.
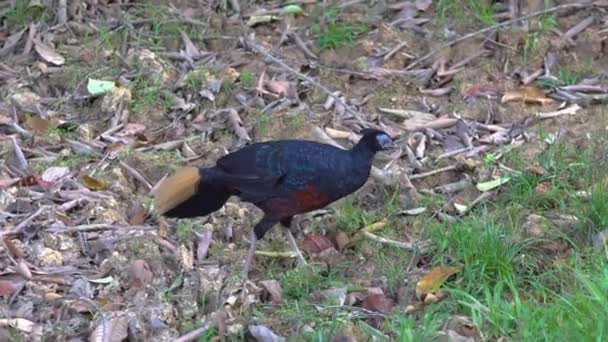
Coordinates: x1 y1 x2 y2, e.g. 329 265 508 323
41 166 70 184
34 40 65 65
89 314 128 342
259 279 282 304
81 175 108 191
0 277 25 297
361 293 394 314
249 325 285 342
130 259 153 289
266 80 291 96
416 266 460 298
227 109 252 142
501 86 553 105
302 234 334 254
25 116 49 135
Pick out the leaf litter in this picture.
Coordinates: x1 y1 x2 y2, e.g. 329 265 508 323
0 0 607 340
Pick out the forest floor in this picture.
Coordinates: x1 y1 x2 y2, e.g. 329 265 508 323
1 0 608 341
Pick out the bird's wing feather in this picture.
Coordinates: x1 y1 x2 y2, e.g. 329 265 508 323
216 141 333 203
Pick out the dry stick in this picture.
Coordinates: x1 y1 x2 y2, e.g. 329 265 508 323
406 2 591 70
174 321 213 342
243 37 368 126
363 231 428 251
10 206 49 234
409 165 459 180
119 161 152 190
61 224 157 233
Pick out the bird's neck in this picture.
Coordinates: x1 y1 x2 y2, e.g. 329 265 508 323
351 141 375 164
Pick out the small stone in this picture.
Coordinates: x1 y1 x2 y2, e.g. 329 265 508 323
592 229 608 251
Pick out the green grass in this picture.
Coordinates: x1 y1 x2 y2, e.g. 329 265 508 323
2 0 47 27
309 6 367 50
245 130 608 341
176 219 198 243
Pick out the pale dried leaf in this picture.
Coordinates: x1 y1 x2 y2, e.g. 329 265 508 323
0 28 27 57
195 230 212 263
260 280 283 304
89 315 128 342
266 80 291 96
118 123 147 136
416 0 432 11
34 40 65 65
476 177 511 192
181 31 201 58
249 325 285 342
15 259 32 279
41 166 70 183
227 109 252 142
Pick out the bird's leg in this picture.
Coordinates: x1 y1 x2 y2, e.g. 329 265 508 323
281 217 307 267
242 228 257 280
285 229 308 266
243 218 276 280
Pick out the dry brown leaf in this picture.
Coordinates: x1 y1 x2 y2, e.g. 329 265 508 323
25 116 49 134
330 231 350 251
34 40 65 66
302 234 334 254
81 175 108 191
416 266 460 298
0 277 25 297
227 109 252 142
0 178 21 189
0 28 26 57
266 80 290 96
361 293 394 314
130 259 153 289
118 123 146 137
501 86 553 105
260 279 283 304
89 314 128 342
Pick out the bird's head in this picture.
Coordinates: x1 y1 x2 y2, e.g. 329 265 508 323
358 128 395 152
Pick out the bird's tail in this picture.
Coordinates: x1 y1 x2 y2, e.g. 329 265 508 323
154 166 231 218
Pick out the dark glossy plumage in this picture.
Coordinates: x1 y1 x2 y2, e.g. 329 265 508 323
158 129 393 241
155 129 394 277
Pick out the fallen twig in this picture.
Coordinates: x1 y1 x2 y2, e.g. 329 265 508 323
409 165 459 180
60 224 157 233
8 206 49 235
174 321 214 342
254 250 296 258
363 231 429 251
119 161 153 190
536 104 581 119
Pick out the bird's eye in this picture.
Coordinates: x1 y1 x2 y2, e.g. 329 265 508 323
376 134 394 149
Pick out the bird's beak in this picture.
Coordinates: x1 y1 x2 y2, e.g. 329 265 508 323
380 137 396 150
